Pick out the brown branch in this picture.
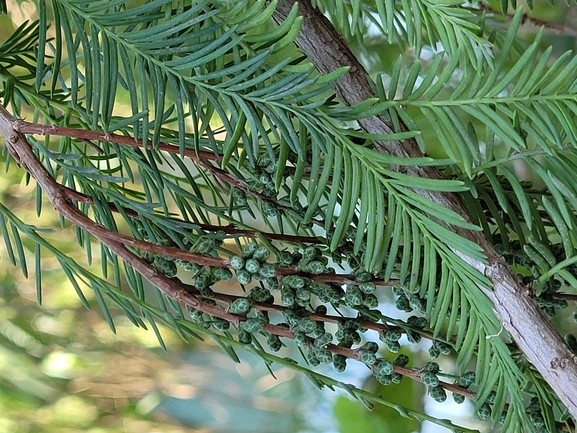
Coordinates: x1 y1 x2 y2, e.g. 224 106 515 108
552 293 577 303
15 120 275 203
15 118 326 236
192 285 429 337
62 182 324 244
260 321 476 399
0 106 245 326
471 4 577 37
16 117 323 181
180 281 476 398
269 329 475 399
13 121 223 163
203 294 475 399
271 0 577 418
4 112 401 291
0 104 484 407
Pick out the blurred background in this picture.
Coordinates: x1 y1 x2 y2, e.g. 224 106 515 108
1 1 577 432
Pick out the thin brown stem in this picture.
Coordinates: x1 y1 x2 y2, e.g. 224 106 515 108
259 322 476 398
1 104 476 403
471 4 577 37
15 118 322 232
193 285 428 337
266 327 475 399
552 293 577 302
14 120 223 162
3 106 397 284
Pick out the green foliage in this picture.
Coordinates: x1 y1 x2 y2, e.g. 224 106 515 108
333 396 387 433
1 1 577 432
315 0 493 68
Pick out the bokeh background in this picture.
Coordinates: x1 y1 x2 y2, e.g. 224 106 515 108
1 1 577 432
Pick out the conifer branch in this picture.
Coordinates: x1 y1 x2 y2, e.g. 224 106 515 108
13 118 323 234
0 104 477 404
271 0 577 417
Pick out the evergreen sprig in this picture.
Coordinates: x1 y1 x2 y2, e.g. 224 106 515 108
1 1 577 432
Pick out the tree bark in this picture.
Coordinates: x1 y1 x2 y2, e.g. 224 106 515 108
272 0 577 418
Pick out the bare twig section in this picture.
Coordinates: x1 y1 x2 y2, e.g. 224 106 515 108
271 0 577 417
552 293 577 302
14 120 223 162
